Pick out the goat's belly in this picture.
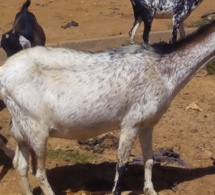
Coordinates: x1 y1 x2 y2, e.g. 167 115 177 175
49 122 119 140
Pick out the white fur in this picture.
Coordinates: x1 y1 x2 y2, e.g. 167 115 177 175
0 23 215 194
19 35 31 49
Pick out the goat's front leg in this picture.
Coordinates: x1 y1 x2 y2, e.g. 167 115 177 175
139 128 157 195
172 25 178 43
172 14 183 43
112 126 138 195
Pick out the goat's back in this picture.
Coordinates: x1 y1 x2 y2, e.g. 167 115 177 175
0 46 169 139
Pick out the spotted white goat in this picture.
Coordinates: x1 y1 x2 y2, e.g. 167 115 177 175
129 0 203 43
0 12 215 195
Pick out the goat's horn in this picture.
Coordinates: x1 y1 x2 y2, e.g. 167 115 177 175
0 27 6 34
201 10 215 18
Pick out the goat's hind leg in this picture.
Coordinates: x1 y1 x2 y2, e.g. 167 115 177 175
179 21 185 39
112 126 138 195
10 119 32 195
11 117 54 195
27 127 54 195
129 16 142 44
139 128 157 195
13 143 32 195
129 1 142 43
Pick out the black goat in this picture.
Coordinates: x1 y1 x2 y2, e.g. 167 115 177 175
0 0 46 57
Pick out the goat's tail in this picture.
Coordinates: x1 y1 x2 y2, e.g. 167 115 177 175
21 0 31 11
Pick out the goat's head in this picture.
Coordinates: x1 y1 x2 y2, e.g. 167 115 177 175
0 29 31 57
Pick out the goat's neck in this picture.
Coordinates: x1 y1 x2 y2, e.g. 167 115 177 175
161 28 215 97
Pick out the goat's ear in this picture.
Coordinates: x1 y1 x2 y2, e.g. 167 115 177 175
19 35 31 49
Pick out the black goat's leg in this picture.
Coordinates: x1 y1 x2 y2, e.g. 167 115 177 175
143 19 153 44
129 0 142 43
179 21 185 39
129 16 142 43
172 14 183 42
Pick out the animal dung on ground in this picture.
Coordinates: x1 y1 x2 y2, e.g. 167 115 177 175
78 134 119 153
131 148 188 167
61 21 79 29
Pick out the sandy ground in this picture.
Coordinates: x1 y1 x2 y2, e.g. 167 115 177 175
0 0 215 195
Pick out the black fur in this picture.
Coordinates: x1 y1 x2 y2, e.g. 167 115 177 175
0 0 46 57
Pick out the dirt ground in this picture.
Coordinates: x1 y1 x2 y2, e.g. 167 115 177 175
0 0 215 195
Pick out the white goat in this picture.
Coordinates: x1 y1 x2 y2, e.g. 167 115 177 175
0 12 215 195
129 0 203 43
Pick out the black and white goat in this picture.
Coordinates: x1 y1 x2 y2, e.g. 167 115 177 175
0 9 215 195
0 0 46 57
129 0 203 43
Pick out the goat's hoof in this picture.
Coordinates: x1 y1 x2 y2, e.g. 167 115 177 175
144 187 157 195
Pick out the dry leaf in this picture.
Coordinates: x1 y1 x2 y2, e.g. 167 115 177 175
185 102 202 112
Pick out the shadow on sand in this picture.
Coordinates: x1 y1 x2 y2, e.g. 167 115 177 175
0 150 13 182
31 161 215 195
0 100 6 111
